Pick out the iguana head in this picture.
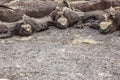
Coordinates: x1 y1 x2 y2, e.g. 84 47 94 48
99 21 112 34
17 22 33 36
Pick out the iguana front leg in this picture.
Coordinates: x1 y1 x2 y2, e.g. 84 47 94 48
0 31 13 39
88 20 100 30
0 29 8 34
62 0 72 9
74 20 84 28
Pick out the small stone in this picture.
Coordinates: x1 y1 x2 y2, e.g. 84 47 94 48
61 49 66 52
72 38 100 44
0 79 10 80
14 36 32 41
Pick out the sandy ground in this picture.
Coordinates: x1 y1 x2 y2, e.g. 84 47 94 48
0 26 120 80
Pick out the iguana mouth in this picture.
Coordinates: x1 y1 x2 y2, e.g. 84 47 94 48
100 27 111 34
